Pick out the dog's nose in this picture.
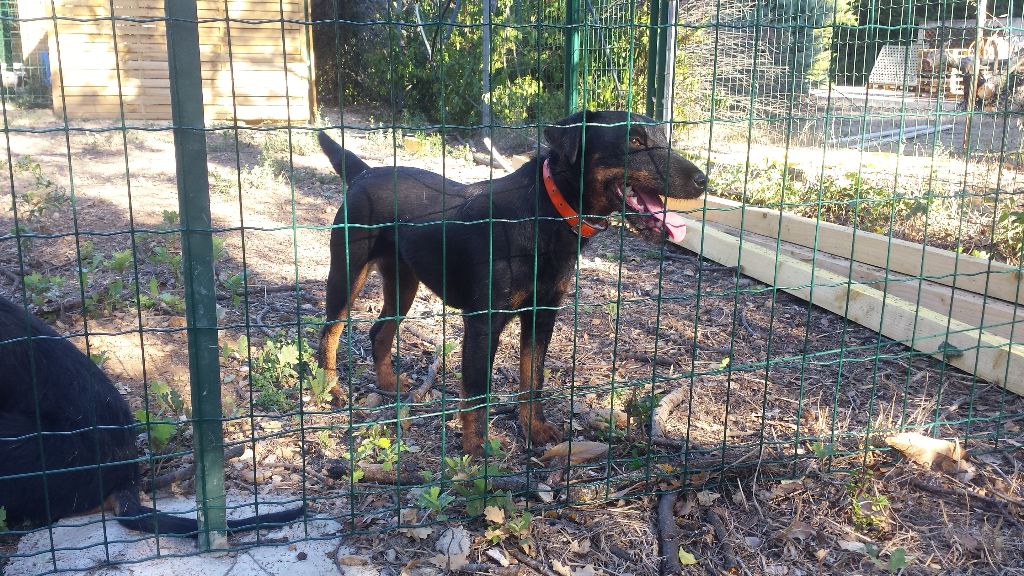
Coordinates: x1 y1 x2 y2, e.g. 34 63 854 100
693 172 708 190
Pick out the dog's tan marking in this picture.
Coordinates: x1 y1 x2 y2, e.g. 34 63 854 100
319 264 371 406
518 338 561 447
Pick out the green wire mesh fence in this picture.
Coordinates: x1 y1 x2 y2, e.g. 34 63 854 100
1 0 1022 574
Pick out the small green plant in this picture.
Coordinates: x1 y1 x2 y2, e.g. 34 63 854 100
161 210 179 227
864 543 908 572
443 454 512 517
482 503 533 547
212 236 227 263
89 350 109 368
221 333 249 360
9 223 34 256
811 441 837 458
133 380 184 452
22 272 64 306
846 471 890 534
0 506 7 532
149 244 181 270
220 271 247 306
351 424 407 471
249 334 323 411
139 277 185 314
13 157 70 228
106 249 134 273
625 391 662 435
316 429 336 452
134 409 177 452
415 485 456 521
997 209 1024 262
77 239 96 264
85 277 125 315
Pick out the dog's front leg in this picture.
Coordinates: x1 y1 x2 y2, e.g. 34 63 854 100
459 312 511 457
518 308 562 447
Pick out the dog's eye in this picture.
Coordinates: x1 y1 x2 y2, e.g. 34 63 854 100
630 136 645 147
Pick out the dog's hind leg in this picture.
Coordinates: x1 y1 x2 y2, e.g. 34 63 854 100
517 308 562 448
459 312 512 456
368 257 420 393
319 255 371 406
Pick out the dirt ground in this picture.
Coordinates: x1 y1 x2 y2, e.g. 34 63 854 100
1 106 1023 575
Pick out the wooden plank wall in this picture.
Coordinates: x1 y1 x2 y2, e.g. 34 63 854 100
46 0 311 122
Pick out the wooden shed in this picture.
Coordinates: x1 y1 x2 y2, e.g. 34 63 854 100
20 0 314 123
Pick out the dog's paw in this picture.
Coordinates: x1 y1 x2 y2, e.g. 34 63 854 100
376 372 413 394
328 385 347 408
528 421 562 447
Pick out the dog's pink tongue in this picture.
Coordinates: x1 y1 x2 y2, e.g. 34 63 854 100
663 213 687 242
650 209 686 242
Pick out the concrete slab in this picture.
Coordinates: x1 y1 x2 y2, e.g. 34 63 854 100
8 497 377 576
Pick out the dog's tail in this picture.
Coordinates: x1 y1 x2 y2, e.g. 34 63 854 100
113 489 306 537
318 131 370 186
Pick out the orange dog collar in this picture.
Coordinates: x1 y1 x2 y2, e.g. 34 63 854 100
543 159 606 238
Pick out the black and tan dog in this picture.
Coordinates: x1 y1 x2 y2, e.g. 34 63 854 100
0 295 304 534
317 110 706 456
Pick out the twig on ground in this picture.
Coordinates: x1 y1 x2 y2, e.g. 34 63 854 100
909 477 1024 530
509 549 561 576
412 352 443 400
279 460 331 487
698 264 738 274
652 386 688 440
657 492 681 576
255 305 274 337
738 307 758 336
143 444 245 492
463 562 521 575
705 507 738 572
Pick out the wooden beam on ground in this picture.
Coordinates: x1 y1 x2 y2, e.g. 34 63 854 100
669 195 1023 305
671 218 1024 396
730 223 1022 341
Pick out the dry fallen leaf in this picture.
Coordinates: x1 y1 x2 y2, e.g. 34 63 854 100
483 505 506 524
486 548 511 567
771 479 804 499
674 493 696 517
778 520 815 542
696 490 721 506
541 440 610 464
536 482 555 503
572 565 598 576
569 538 591 554
582 408 628 431
953 531 982 552
398 507 434 540
837 539 866 553
678 548 698 565
885 432 977 481
552 559 573 576
337 555 370 566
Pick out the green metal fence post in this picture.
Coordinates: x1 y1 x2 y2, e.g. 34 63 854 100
164 0 227 550
564 0 580 114
646 0 674 121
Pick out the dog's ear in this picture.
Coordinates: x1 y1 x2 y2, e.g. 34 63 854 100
544 110 590 163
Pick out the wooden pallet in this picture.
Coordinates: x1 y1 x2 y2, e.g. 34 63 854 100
668 195 1024 396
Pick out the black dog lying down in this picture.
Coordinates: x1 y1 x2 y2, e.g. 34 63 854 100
0 295 304 535
316 110 707 456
